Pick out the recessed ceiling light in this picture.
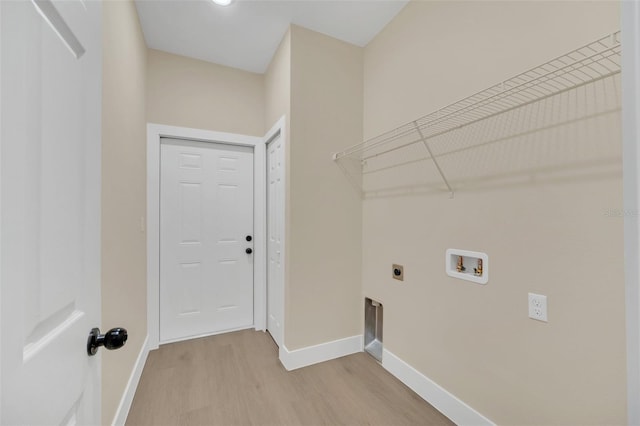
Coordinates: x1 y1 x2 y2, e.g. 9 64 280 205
212 0 233 6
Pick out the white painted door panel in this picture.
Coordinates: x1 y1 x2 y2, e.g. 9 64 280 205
1 0 102 424
160 139 254 342
267 135 284 347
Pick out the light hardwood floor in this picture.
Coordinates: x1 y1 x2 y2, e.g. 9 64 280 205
126 330 454 426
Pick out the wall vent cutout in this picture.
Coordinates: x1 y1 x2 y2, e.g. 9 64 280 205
364 298 383 362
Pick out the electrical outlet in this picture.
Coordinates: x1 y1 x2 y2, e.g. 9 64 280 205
528 293 548 322
392 264 404 281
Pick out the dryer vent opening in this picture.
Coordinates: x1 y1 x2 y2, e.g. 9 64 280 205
364 298 383 362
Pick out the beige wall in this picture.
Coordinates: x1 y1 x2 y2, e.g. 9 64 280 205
362 1 625 424
102 1 148 424
286 26 363 349
145 24 364 353
264 30 293 347
265 30 291 132
101 3 626 423
147 49 264 136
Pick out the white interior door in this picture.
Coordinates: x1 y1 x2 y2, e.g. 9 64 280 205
267 134 284 347
1 0 102 424
160 138 254 343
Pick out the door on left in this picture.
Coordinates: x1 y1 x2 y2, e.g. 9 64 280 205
1 0 102 424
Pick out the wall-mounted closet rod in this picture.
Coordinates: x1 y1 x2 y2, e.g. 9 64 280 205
335 31 620 162
361 68 619 163
410 37 620 125
364 100 622 178
406 47 619 140
333 31 621 198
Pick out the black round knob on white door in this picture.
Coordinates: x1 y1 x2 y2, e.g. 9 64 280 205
246 235 252 242
246 248 253 254
87 327 128 356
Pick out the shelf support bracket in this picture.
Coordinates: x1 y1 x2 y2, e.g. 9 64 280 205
413 121 454 198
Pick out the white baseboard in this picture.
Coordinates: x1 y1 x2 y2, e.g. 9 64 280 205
111 335 150 426
159 325 255 346
121 333 488 424
279 335 363 371
382 349 494 426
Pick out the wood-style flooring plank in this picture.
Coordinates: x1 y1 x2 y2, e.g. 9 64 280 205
126 330 454 426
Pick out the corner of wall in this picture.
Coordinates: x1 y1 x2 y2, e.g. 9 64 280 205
285 26 363 350
110 336 150 426
101 0 149 424
361 2 625 424
278 335 363 371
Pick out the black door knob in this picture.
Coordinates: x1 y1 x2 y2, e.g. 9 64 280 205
246 248 253 254
87 327 128 356
246 235 252 242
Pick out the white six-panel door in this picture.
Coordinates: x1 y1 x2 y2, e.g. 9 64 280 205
267 134 284 347
1 0 102 424
160 139 254 343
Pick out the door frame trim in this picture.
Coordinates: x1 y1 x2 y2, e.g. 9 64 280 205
147 123 266 349
0 0 4 409
264 116 286 347
623 2 640 423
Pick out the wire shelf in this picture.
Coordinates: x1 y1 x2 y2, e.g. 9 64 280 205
333 31 621 197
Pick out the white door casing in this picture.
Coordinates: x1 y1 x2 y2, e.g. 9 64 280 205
623 1 640 423
160 139 254 343
147 124 267 350
267 132 285 347
1 0 102 424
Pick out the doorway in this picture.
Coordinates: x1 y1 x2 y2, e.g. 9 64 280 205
266 131 285 347
159 138 255 342
147 124 267 349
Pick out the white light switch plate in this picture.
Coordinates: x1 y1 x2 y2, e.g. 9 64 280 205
528 293 548 322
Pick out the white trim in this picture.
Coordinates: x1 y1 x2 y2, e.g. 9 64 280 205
264 116 285 146
275 335 492 426
263 116 286 346
0 0 4 410
158 325 255 346
382 349 494 426
278 335 363 371
111 335 150 426
146 123 266 349
623 3 640 424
